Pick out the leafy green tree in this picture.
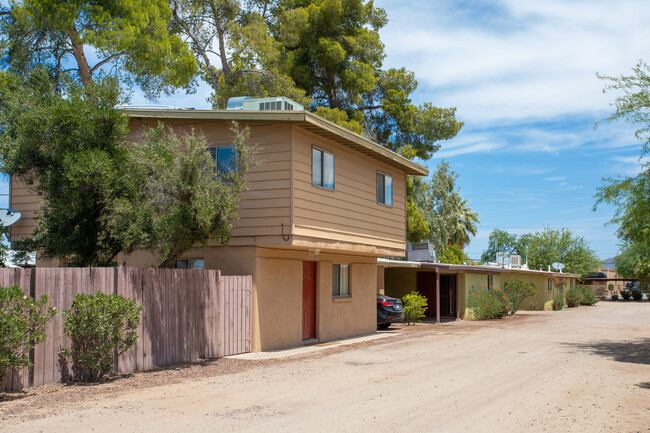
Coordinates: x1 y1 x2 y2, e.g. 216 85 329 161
525 227 600 276
276 1 462 159
406 177 429 243
0 69 130 266
634 259 650 291
413 161 479 256
595 61 650 246
112 122 256 267
614 242 650 278
1 0 197 92
170 0 308 108
480 229 521 263
438 244 465 264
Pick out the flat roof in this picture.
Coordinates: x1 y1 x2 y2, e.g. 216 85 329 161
123 109 429 176
378 258 581 278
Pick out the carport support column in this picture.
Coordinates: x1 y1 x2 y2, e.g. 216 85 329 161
456 274 460 319
435 269 440 324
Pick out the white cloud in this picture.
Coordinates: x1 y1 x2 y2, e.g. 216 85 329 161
378 0 650 123
543 176 566 181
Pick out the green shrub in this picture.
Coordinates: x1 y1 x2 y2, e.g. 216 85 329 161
62 292 142 382
503 279 537 313
578 286 598 305
565 288 582 308
611 293 619 300
0 286 56 382
402 291 428 325
468 288 509 320
552 294 565 310
620 290 631 300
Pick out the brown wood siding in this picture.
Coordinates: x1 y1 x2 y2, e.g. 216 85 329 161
8 177 40 242
292 127 407 252
128 120 294 242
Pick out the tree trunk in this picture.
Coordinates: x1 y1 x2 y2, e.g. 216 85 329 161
66 27 93 88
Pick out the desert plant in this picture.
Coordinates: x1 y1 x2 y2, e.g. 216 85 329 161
0 286 56 382
62 292 142 382
565 288 582 308
402 291 428 325
620 290 631 300
611 293 619 300
503 279 538 313
578 286 598 305
552 294 565 310
468 288 509 320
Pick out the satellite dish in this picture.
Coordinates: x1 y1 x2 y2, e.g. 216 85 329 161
551 262 565 271
0 209 22 227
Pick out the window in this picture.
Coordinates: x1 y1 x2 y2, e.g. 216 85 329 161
487 274 493 290
332 264 350 296
175 259 205 270
312 148 334 189
377 172 393 206
208 146 237 175
548 279 552 292
570 279 574 289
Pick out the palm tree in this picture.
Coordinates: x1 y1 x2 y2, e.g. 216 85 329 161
447 195 479 249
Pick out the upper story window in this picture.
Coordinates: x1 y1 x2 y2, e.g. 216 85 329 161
377 172 393 206
332 264 350 297
312 147 334 189
208 146 237 175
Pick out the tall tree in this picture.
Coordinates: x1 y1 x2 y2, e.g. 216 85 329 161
277 0 462 159
524 227 600 276
595 61 650 246
614 242 650 279
480 229 520 263
413 161 479 257
0 69 130 266
170 0 308 108
1 0 197 92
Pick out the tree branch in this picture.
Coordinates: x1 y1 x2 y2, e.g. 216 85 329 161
90 51 127 73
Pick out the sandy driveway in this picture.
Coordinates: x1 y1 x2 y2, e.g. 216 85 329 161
2 302 649 433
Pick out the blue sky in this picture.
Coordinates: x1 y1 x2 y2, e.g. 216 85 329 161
373 0 650 261
4 0 647 262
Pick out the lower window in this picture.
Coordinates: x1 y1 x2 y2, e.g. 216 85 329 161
332 264 350 296
176 259 205 270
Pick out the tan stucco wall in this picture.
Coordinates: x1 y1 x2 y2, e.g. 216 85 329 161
383 267 418 300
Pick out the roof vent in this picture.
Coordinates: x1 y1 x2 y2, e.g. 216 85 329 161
226 96 304 111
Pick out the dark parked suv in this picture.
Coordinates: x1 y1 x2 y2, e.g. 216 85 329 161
377 294 405 329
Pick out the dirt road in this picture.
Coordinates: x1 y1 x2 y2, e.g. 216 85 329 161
2 302 649 432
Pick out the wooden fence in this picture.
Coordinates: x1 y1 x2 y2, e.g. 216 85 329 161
1 267 252 392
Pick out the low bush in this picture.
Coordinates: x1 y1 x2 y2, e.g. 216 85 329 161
468 288 509 320
592 285 608 300
611 293 619 300
565 288 582 308
578 286 598 305
503 279 538 314
552 294 565 310
402 291 428 325
0 286 56 382
62 292 142 382
620 290 631 300
631 289 643 301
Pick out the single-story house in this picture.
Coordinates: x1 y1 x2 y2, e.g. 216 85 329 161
378 259 580 321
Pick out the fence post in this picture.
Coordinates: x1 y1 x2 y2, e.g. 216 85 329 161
28 267 36 388
216 270 223 358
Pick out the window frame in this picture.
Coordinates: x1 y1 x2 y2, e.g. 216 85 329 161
175 258 205 270
208 145 237 175
376 171 393 207
312 146 335 190
332 263 350 297
548 279 552 292
487 274 493 290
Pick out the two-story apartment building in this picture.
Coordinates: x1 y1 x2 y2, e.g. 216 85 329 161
9 108 428 352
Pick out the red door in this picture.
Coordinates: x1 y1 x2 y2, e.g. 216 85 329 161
302 261 317 340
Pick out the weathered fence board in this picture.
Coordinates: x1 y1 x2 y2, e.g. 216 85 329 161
1 267 252 392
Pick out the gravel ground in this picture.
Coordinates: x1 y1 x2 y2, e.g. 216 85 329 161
1 302 649 432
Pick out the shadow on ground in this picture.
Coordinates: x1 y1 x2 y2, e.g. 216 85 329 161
637 382 650 390
563 338 650 365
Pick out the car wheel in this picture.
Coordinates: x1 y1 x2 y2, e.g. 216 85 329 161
377 323 391 330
